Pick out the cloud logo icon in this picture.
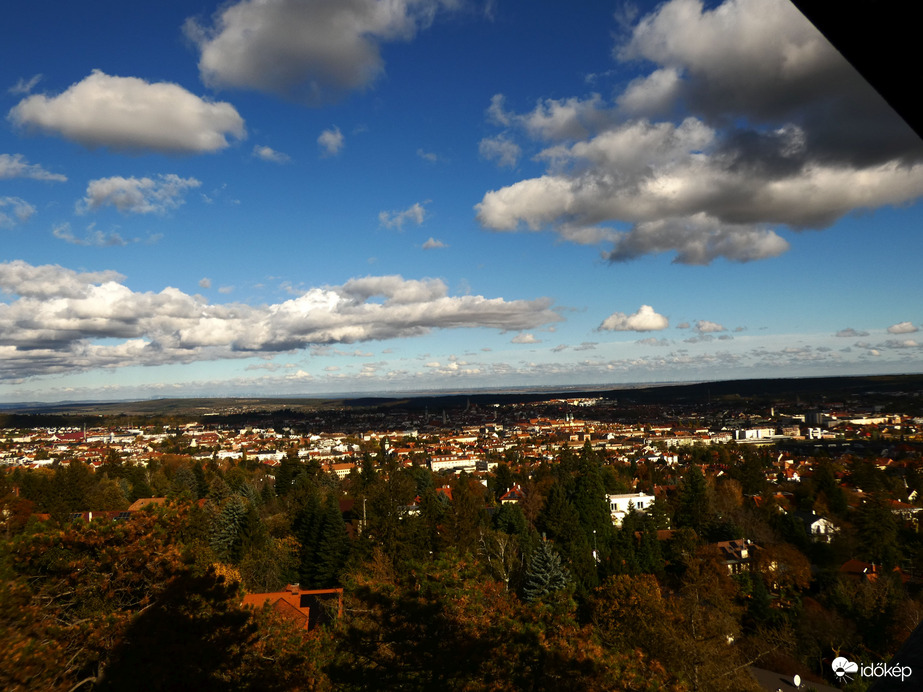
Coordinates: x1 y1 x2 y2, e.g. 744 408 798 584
832 657 859 680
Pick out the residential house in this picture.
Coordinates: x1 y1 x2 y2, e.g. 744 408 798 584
241 585 343 631
607 492 655 526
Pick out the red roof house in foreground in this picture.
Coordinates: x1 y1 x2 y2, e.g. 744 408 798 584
241 584 343 631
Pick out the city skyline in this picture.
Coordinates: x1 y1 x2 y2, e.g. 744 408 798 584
2 0 922 403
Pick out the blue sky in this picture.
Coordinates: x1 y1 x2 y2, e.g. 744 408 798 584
2 0 922 403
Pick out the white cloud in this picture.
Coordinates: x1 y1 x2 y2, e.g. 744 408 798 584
0 197 36 228
253 145 291 163
0 261 560 380
486 92 612 142
379 202 426 230
9 70 245 154
474 0 923 265
78 175 201 214
511 333 540 344
887 321 918 334
422 237 447 249
318 126 344 156
479 134 521 168
186 0 445 104
599 304 668 332
617 68 682 115
882 339 919 349
521 94 610 142
199 278 212 289
695 320 725 333
0 154 66 182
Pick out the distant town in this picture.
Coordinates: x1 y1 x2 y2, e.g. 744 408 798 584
3 374 923 691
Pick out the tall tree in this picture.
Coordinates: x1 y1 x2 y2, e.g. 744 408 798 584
522 538 571 602
676 466 711 534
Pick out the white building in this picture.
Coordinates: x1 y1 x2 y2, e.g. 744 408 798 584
607 492 656 526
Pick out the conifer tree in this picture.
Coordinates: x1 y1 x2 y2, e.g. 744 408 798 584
677 466 710 533
210 495 248 562
313 495 350 587
522 538 571 602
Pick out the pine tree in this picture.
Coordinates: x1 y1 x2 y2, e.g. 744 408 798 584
313 496 350 587
677 466 710 533
210 495 248 562
522 538 571 602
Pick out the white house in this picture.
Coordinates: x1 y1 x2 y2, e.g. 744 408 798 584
794 511 838 542
607 492 656 526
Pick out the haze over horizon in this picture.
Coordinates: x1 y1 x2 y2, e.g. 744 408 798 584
2 0 922 404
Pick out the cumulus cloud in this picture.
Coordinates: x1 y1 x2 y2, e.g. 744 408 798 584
417 148 438 162
882 339 919 349
78 175 201 214
199 278 212 289
0 197 36 228
379 202 426 230
487 92 612 142
474 0 923 265
479 134 521 168
422 237 447 249
253 145 291 163
694 320 725 333
8 70 246 154
185 0 445 104
618 0 919 163
511 333 540 344
317 126 344 156
599 304 668 332
0 154 66 182
0 260 560 380
887 321 918 334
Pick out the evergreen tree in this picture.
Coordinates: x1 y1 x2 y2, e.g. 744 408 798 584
313 496 350 587
676 466 710 533
274 450 302 497
636 525 665 578
492 463 515 502
294 492 350 588
522 538 571 602
169 466 198 501
192 461 208 499
210 495 248 562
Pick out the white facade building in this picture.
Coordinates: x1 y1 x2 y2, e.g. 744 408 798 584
607 492 656 526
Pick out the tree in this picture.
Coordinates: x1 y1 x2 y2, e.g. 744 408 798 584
854 494 900 568
676 466 711 533
0 505 333 692
96 570 257 691
329 550 674 691
522 538 571 602
443 473 487 554
295 493 350 589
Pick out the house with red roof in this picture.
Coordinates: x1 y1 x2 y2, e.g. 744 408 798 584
241 585 343 631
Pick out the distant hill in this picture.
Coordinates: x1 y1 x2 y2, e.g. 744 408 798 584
1 373 921 426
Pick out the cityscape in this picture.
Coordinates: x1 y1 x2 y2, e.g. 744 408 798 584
2 0 923 690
